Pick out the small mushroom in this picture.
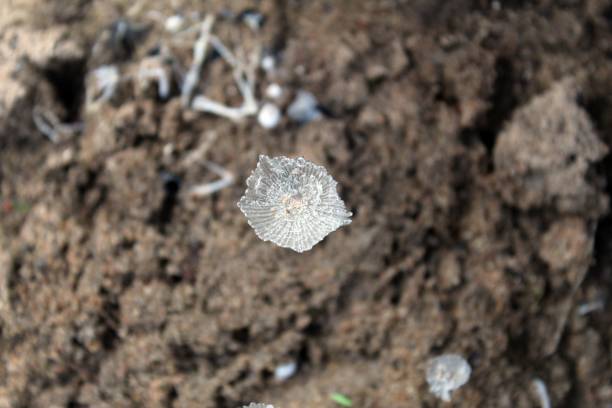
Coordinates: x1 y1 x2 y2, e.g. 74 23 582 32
238 155 352 252
426 354 471 402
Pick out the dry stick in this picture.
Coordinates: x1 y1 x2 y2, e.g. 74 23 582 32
181 14 215 107
543 224 596 356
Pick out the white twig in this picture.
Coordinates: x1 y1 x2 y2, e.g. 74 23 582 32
576 298 605 315
33 107 60 143
532 378 551 408
210 35 239 67
190 36 259 121
181 15 215 107
86 65 120 110
192 95 251 122
189 161 234 197
544 227 595 356
33 107 82 143
180 132 218 168
139 66 170 99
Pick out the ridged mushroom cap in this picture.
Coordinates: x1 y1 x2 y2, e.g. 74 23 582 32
238 155 352 252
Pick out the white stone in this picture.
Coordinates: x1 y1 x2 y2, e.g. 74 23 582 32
165 15 185 33
261 55 276 72
265 83 283 99
287 90 322 123
257 103 281 129
274 361 297 381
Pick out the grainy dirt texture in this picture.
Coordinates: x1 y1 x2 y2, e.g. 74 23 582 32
1 1 612 407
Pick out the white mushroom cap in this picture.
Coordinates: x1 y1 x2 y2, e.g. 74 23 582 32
426 354 471 402
237 155 352 252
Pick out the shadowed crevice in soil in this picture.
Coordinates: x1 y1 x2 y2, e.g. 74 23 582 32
170 343 199 373
460 56 517 158
149 172 181 233
98 294 121 351
272 0 290 53
42 57 87 122
583 83 612 272
581 87 612 344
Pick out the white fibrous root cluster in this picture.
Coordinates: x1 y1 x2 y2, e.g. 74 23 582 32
426 354 471 402
238 155 352 252
241 404 274 408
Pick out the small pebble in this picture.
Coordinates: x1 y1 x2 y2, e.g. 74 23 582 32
261 55 276 72
265 83 283 99
241 11 264 31
165 15 185 33
258 103 281 129
287 90 322 124
274 361 297 381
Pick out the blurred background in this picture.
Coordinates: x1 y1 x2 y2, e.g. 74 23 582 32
0 0 611 407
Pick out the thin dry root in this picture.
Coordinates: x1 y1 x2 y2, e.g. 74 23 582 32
33 106 82 143
532 378 551 408
189 161 234 197
189 32 259 121
181 14 215 107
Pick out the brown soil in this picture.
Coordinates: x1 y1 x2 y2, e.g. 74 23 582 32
1 1 612 407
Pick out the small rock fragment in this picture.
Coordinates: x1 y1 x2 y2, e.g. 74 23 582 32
539 218 589 271
287 91 322 124
493 81 607 214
